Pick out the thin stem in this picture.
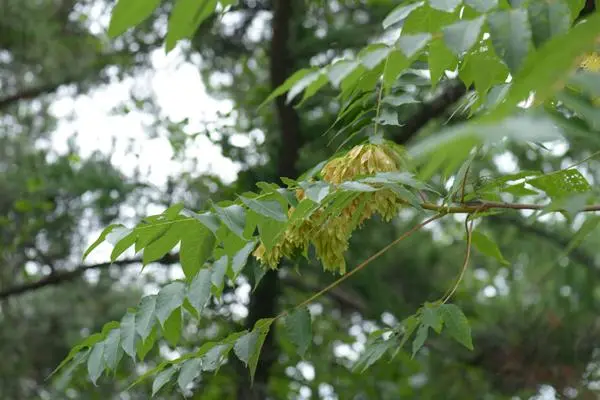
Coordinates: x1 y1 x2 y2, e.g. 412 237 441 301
420 200 600 214
276 213 443 320
372 57 389 137
441 218 474 304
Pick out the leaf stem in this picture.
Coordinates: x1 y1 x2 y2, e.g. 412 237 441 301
440 218 474 304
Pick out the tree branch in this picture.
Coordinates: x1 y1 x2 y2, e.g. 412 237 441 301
0 253 178 301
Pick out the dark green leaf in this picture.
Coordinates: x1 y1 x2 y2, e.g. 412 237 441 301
528 169 591 198
472 231 509 265
214 204 246 239
231 241 257 279
411 324 429 358
165 0 217 52
383 50 409 88
440 304 473 350
211 256 228 297
260 69 315 108
240 197 287 222
490 12 600 117
443 17 485 55
396 33 432 58
382 1 425 29
87 341 105 385
465 0 498 12
284 307 312 358
487 10 532 73
528 0 571 47
152 366 176 396
120 311 137 360
136 327 156 361
382 94 420 106
422 306 443 333
103 329 123 371
180 220 216 279
84 224 122 261
430 0 462 12
359 45 392 69
190 211 221 234
201 344 230 372
287 70 323 103
177 358 202 391
143 225 181 265
353 335 395 373
233 330 259 367
459 49 509 98
135 295 157 341
428 39 458 84
110 231 136 262
108 0 161 38
188 269 212 315
247 319 273 383
162 307 182 347
328 60 361 87
155 282 186 326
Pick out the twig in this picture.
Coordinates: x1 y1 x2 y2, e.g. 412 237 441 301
441 218 474 304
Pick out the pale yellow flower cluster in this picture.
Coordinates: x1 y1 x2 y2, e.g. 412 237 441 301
580 52 600 72
254 143 408 274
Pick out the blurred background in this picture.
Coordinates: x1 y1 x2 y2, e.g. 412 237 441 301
1 0 600 399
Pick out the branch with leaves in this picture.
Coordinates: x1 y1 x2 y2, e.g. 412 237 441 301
48 0 600 396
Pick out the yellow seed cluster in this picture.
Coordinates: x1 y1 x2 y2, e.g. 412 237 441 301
580 52 600 72
253 143 408 274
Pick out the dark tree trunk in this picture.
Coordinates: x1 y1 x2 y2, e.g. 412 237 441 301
236 1 302 398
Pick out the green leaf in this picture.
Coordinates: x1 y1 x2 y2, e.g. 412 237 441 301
135 224 170 253
108 0 161 38
528 0 571 47
359 45 392 69
213 204 246 239
465 0 498 12
442 17 485 55
84 224 122 260
211 255 228 297
155 282 186 326
422 305 443 333
191 211 221 234
233 330 259 367
180 220 216 279
231 241 257 279
565 216 600 254
240 197 287 222
136 327 156 361
135 295 157 341
259 69 314 108
143 225 181 265
395 315 420 358
339 181 378 192
412 324 429 358
487 9 532 74
103 329 123 372
152 366 176 396
110 231 136 262
287 70 323 103
188 269 212 315
382 94 420 107
396 33 432 58
177 358 202 391
284 307 312 358
528 169 591 198
439 304 473 350
383 50 409 88
328 60 361 87
490 12 600 118
87 341 105 385
471 231 509 265
382 1 424 29
247 319 274 383
302 181 331 203
165 0 217 52
428 39 458 85
50 333 103 378
459 48 510 98
402 4 458 34
163 307 182 347
352 335 395 373
298 73 329 105
120 311 137 360
430 0 462 12
201 343 230 372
